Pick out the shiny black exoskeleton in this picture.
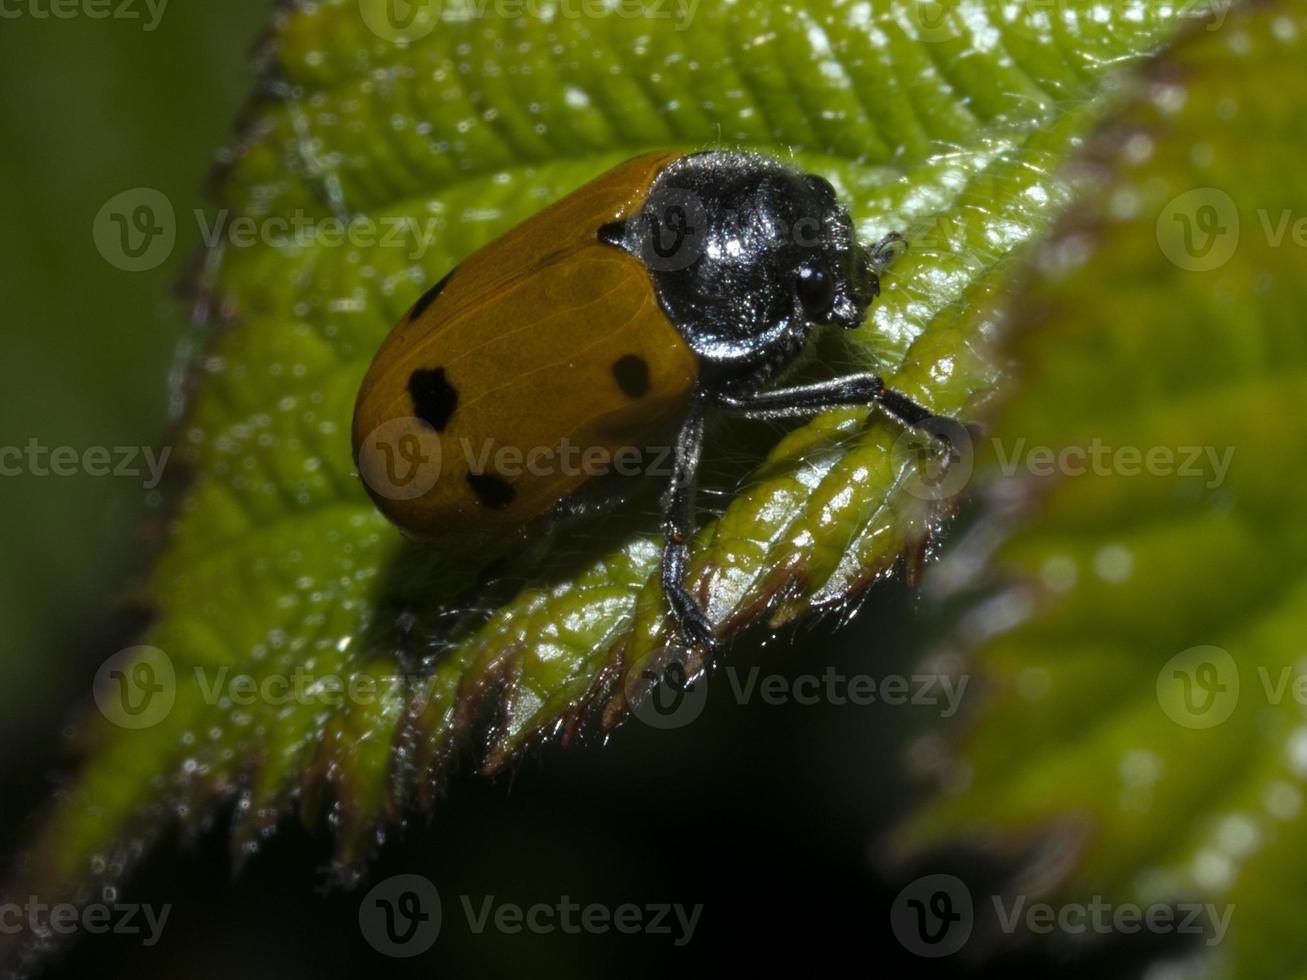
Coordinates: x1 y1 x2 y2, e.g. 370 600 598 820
600 151 941 649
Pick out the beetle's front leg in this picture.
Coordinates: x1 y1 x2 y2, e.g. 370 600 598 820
718 374 968 498
661 398 716 650
715 373 939 430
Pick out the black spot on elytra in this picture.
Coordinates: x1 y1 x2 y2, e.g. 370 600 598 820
409 268 454 322
611 354 651 399
408 367 458 432
467 472 515 509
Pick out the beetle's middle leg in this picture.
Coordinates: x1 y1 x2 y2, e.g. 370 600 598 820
660 398 716 650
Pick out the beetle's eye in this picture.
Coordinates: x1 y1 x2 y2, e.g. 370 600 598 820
796 264 836 319
805 174 837 204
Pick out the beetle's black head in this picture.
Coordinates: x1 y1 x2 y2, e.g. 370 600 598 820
777 170 886 330
600 151 900 376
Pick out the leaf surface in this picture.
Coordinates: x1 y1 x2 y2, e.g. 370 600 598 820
900 3 1307 976
2 0 1195 967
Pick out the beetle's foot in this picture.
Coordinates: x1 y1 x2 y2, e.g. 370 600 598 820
904 412 972 457
667 591 718 651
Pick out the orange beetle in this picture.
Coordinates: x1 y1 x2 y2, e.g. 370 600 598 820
354 150 940 647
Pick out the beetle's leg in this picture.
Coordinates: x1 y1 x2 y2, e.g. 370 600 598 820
547 479 632 524
661 398 716 650
716 375 968 483
715 373 938 428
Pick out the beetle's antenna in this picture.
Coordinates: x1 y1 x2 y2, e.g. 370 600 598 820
870 231 908 271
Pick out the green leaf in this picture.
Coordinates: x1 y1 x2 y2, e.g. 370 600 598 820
3 0 1196 965
898 2 1307 976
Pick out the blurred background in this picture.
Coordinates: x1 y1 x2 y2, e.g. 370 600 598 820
0 4 1198 978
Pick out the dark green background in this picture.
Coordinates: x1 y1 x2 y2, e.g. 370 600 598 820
0 0 268 741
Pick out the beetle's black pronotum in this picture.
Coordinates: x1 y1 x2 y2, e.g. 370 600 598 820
596 151 940 646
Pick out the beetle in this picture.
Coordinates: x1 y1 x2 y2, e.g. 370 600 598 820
353 149 943 649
